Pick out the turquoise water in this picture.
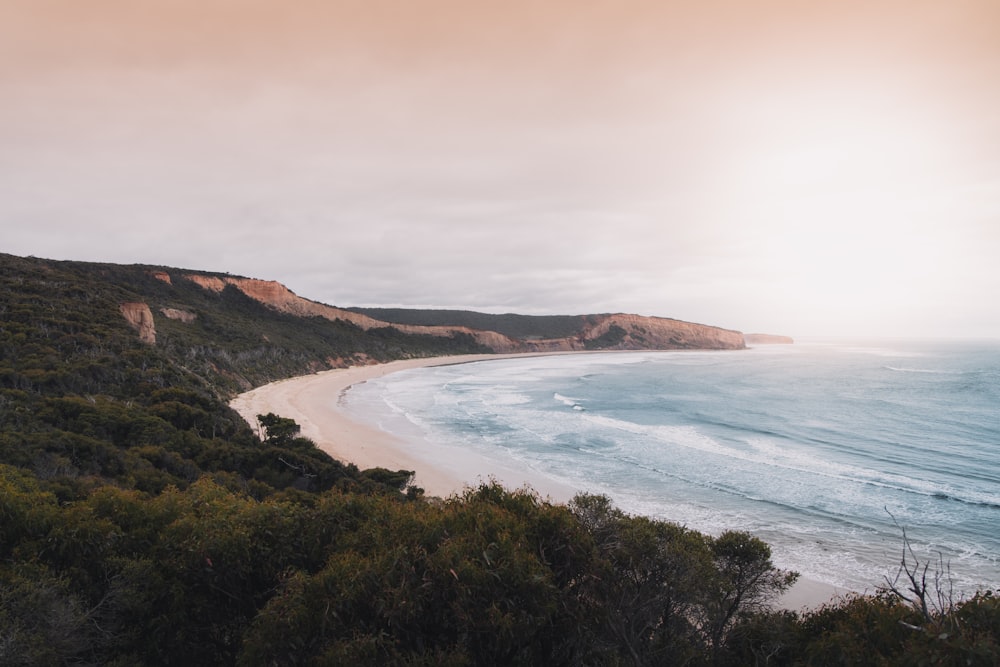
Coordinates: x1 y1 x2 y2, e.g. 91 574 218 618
344 340 1000 595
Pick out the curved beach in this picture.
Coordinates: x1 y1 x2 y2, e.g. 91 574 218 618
229 354 582 498
229 353 845 610
230 355 485 497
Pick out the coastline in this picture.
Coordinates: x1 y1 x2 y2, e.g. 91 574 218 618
229 352 848 611
229 353 581 498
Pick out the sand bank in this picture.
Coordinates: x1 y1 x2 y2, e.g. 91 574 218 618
229 352 848 610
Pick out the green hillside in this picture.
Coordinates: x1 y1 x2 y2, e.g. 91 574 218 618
1 253 996 666
347 307 606 340
0 252 457 497
3 255 487 393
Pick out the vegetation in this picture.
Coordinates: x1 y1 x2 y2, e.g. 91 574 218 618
584 324 628 350
346 307 609 340
1 252 997 665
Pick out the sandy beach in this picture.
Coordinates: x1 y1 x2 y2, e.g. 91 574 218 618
228 353 583 499
229 352 847 610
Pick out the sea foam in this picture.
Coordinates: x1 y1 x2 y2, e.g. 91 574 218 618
345 340 1000 595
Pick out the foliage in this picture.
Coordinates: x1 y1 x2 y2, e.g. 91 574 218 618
584 324 629 350
0 474 800 666
1 252 998 665
347 307 608 340
0 253 485 497
3 465 999 665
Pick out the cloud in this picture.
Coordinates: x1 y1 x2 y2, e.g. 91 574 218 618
2 1 999 337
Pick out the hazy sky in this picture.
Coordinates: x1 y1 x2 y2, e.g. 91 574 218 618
3 1 999 338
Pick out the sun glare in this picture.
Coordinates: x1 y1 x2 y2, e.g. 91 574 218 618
717 92 960 331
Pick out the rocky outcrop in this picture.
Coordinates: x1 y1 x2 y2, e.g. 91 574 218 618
744 333 794 345
160 308 197 324
150 271 172 285
185 275 379 326
120 302 156 344
185 275 229 292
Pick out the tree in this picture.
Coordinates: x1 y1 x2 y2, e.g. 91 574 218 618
883 510 957 629
701 531 798 663
256 412 300 446
569 494 720 665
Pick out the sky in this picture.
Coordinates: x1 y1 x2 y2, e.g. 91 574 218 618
2 1 999 339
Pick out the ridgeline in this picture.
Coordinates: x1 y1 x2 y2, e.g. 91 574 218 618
1 252 995 665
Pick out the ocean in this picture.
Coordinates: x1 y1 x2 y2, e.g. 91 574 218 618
343 340 1000 596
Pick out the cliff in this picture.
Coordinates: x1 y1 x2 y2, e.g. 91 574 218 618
182 275 521 351
520 313 744 352
120 302 156 344
2 250 757 424
744 333 795 345
180 274 745 353
585 313 744 350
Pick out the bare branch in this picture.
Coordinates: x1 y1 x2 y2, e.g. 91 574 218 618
882 507 958 628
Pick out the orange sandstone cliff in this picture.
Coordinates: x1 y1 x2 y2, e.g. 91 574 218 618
181 275 745 352
182 275 521 351
120 302 156 344
120 271 747 353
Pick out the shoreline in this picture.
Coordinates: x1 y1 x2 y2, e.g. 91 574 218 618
229 353 581 498
229 351 849 611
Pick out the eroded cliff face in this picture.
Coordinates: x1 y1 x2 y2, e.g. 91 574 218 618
160 308 197 324
183 274 522 351
590 314 744 350
180 274 747 353
523 314 744 352
120 302 156 344
185 275 380 326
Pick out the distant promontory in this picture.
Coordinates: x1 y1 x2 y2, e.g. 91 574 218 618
744 333 795 345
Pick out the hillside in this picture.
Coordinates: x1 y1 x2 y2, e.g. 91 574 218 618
348 307 606 339
349 307 749 351
159 272 747 354
1 254 493 395
2 252 994 666
0 250 746 497
0 253 744 401
0 251 444 498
